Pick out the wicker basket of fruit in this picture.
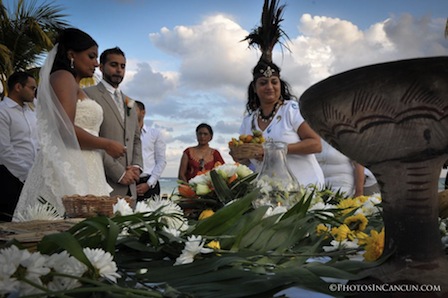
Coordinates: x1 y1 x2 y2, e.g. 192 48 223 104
228 130 265 160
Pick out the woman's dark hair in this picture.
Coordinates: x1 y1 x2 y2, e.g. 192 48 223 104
196 123 213 137
51 28 98 75
135 100 145 111
245 63 297 114
100 47 125 65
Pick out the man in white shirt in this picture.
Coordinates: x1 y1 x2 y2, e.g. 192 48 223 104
0 72 38 221
135 101 166 200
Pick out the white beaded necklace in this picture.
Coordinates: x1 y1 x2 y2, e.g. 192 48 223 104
258 101 282 123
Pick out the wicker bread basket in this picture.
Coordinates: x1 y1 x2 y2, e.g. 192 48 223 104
62 195 135 218
229 143 263 160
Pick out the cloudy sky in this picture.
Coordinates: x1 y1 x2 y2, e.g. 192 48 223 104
12 0 448 177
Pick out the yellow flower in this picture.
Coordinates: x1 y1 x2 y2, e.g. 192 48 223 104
355 195 369 203
355 231 369 245
337 198 361 215
332 224 352 242
199 209 215 220
363 228 385 261
206 240 221 250
316 223 329 236
344 213 368 232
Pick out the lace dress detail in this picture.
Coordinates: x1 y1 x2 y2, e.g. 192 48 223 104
13 98 111 221
75 99 113 196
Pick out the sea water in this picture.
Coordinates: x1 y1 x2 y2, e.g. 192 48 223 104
159 177 180 196
158 173 447 198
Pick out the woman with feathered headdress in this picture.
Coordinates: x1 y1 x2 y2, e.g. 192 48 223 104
233 0 324 188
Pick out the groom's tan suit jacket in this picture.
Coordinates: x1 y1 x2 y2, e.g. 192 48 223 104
84 82 142 199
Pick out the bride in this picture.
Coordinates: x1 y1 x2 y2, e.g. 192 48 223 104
13 28 126 221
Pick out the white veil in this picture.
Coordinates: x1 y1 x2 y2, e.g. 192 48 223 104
13 44 89 220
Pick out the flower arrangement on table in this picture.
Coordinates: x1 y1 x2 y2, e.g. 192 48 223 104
3 185 448 297
176 162 257 218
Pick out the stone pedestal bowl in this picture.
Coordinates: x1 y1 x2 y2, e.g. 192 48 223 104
300 57 448 293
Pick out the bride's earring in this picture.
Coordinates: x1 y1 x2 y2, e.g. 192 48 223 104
70 58 74 69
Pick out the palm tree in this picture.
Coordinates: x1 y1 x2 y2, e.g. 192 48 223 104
0 0 69 94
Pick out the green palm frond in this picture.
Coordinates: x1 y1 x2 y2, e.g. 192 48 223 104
0 0 69 86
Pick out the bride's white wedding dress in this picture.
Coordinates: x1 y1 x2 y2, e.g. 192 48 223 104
13 98 112 221
74 98 113 195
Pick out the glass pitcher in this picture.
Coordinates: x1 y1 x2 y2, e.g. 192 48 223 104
252 140 300 208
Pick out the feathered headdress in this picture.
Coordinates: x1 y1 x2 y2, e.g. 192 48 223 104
243 0 290 79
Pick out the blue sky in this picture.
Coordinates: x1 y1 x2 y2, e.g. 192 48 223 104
6 0 448 177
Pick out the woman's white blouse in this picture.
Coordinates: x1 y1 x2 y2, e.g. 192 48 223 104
239 100 324 187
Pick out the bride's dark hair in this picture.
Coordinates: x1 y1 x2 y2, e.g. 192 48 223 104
51 28 98 75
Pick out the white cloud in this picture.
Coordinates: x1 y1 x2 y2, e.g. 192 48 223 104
150 14 255 90
120 13 448 177
124 61 177 102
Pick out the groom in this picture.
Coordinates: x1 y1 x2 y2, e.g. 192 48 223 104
84 47 142 199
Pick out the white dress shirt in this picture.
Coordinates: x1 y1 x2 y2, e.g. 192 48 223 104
0 97 38 182
140 124 166 187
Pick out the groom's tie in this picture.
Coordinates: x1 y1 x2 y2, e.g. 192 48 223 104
114 89 125 121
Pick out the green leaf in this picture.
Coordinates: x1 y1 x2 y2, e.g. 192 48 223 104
210 170 234 204
227 206 270 250
191 190 257 235
38 232 94 270
104 217 120 254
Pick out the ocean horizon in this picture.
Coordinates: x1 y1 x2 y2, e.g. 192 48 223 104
159 177 180 196
159 170 448 196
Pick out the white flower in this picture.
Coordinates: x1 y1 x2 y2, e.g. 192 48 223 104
440 219 448 236
215 163 238 178
126 98 134 108
20 251 50 279
83 248 121 283
143 197 182 214
174 235 213 266
12 250 48 296
0 245 28 276
15 202 62 221
163 215 189 232
236 164 253 178
162 226 181 238
0 277 20 295
17 277 45 296
0 246 23 295
322 239 359 252
347 251 365 262
263 205 287 219
308 202 337 218
46 251 87 291
188 172 210 185
134 200 153 213
143 197 189 232
356 195 382 216
113 198 133 215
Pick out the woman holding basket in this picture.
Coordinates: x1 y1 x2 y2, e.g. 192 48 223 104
231 0 324 188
